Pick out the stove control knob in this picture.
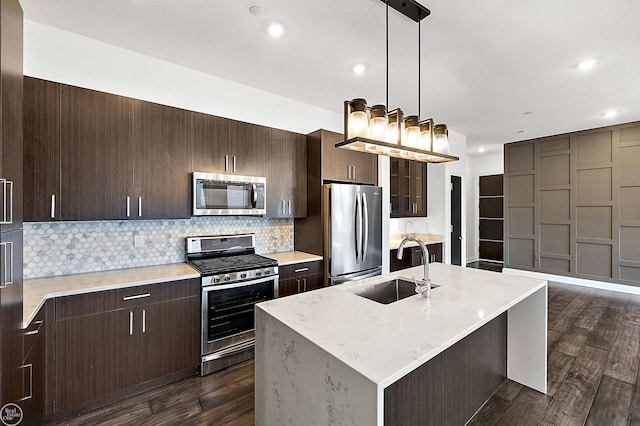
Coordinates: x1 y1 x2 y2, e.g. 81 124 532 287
256 271 262 277
264 269 271 275
223 274 231 282
213 276 221 284
240 273 247 279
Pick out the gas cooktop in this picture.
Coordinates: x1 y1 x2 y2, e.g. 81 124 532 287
188 253 277 276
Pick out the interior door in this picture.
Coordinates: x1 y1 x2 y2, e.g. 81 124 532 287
451 176 462 266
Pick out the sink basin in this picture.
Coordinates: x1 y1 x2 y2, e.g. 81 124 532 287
349 277 440 305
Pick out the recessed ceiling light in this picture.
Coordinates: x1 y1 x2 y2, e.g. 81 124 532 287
602 110 618 119
267 22 285 38
478 147 485 153
578 59 597 71
352 64 367 75
249 6 261 15
516 129 528 134
523 111 533 115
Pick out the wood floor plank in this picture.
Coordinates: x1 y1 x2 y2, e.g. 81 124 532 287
573 290 610 331
630 366 640 425
624 296 640 326
547 329 562 354
549 290 595 333
546 350 576 397
540 345 609 426
140 400 202 426
586 306 622 351
554 326 590 357
493 379 523 403
466 396 510 426
584 375 634 426
495 386 552 426
603 321 640 384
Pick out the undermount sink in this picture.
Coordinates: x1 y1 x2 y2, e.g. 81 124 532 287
348 277 440 305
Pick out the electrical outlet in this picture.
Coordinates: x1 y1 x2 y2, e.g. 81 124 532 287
134 235 145 248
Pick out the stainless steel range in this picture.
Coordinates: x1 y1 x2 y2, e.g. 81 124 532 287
186 234 278 376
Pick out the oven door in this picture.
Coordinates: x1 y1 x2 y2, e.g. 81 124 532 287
201 275 278 356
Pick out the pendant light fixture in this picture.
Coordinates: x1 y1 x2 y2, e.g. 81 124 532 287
336 0 458 164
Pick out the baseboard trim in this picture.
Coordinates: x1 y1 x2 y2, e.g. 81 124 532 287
503 268 640 295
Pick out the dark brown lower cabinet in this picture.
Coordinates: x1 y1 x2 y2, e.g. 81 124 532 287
278 261 323 297
390 242 443 272
20 301 49 425
53 278 199 415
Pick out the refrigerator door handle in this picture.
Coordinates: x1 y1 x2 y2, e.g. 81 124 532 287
354 193 361 263
362 192 368 263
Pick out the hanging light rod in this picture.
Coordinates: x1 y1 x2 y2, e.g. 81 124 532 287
381 0 430 22
336 1 457 164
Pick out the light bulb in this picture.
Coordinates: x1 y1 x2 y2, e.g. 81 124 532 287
347 98 370 139
369 104 388 142
433 124 450 155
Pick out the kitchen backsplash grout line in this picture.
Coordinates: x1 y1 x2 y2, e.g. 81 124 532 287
23 217 293 279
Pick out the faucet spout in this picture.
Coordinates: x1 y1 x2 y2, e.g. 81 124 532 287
397 236 431 298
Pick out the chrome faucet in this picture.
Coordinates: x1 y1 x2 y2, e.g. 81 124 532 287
397 236 431 298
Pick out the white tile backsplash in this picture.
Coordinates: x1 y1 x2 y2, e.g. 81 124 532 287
23 217 293 279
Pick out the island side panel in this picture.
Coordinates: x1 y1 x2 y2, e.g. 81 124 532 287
383 313 507 426
255 306 379 426
507 284 548 393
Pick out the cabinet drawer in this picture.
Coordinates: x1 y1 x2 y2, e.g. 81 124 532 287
56 278 199 320
279 261 322 279
23 302 48 360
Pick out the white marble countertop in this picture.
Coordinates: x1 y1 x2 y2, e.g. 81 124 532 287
257 263 546 388
389 233 443 249
262 251 322 266
22 263 200 328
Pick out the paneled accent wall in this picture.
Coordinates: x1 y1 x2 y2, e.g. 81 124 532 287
505 121 640 286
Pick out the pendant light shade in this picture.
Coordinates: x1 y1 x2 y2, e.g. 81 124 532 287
335 0 459 164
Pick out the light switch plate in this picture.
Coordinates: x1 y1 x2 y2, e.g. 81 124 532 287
134 235 145 248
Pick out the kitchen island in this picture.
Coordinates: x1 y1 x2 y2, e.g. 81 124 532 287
255 263 547 425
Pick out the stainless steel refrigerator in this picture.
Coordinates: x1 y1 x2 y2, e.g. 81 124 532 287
323 183 383 285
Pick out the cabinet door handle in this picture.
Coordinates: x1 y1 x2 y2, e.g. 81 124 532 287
129 311 134 335
126 196 131 217
224 155 229 172
352 166 356 181
296 279 301 293
282 200 286 215
288 200 292 216
233 156 237 173
51 194 56 219
142 309 146 333
303 278 307 292
0 179 13 224
23 320 43 336
17 364 33 401
294 267 309 273
0 242 13 288
138 197 142 217
123 293 151 301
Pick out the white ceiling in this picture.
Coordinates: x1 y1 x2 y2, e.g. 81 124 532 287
20 0 640 155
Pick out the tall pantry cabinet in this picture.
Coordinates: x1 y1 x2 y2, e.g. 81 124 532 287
0 0 25 421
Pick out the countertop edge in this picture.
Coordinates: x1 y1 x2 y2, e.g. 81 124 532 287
262 251 323 266
22 264 200 328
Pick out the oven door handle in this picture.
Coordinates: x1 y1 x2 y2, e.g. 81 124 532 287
202 275 278 291
201 339 255 362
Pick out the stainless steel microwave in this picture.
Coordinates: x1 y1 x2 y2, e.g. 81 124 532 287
192 172 266 216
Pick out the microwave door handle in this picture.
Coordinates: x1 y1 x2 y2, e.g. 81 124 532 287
362 193 368 263
251 184 257 208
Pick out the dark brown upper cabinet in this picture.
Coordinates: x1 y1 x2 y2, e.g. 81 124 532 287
24 77 61 222
320 130 377 185
390 158 427 218
133 100 191 219
60 84 134 221
262 127 307 218
192 112 261 176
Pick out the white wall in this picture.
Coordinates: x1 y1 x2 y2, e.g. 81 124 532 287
23 20 343 135
465 152 504 262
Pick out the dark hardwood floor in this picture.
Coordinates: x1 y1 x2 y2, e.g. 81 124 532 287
467 260 504 272
50 282 640 425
